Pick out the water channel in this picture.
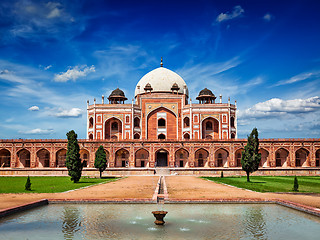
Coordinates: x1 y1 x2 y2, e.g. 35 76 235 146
0 203 319 240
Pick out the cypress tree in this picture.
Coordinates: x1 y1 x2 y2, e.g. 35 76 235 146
293 176 299 192
241 128 261 182
25 175 31 191
94 145 107 178
66 130 82 183
221 171 224 178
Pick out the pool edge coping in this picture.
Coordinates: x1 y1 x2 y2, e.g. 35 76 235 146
1 198 320 218
0 199 48 218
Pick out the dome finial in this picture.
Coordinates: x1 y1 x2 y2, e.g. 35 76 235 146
160 57 163 67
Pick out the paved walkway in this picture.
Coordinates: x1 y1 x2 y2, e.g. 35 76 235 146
1 176 320 211
166 176 320 208
0 176 158 210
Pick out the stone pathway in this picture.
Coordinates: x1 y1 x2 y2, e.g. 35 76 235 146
0 176 158 210
166 176 320 209
1 176 320 213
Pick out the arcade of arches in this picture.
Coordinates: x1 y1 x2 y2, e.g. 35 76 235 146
1 141 319 169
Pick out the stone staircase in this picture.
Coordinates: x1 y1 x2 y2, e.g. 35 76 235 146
155 168 170 176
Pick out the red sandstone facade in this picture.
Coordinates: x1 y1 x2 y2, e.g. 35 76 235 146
0 64 319 172
0 139 319 169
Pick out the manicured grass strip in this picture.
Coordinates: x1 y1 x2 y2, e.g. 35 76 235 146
201 176 320 193
0 176 119 193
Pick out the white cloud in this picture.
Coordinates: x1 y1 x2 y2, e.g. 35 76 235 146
54 65 95 82
243 76 264 88
46 2 61 19
176 58 266 99
28 106 39 111
216 6 244 23
263 13 274 22
19 128 54 135
274 71 320 87
54 108 82 118
239 96 320 119
1 0 84 42
0 69 10 74
176 57 242 98
44 65 52 70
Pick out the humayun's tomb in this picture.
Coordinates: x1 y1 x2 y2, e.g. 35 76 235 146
0 60 319 176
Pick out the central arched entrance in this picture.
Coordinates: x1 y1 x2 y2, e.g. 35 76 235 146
156 149 168 167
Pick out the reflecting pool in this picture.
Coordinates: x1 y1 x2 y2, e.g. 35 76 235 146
0 204 320 240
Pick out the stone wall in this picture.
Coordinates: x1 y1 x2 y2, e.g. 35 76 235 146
0 167 319 176
1 139 319 172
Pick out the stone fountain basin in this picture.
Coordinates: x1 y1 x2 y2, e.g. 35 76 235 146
152 210 168 225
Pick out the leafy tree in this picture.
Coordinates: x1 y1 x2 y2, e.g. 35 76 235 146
66 130 83 183
293 176 299 192
94 145 107 178
241 128 261 182
25 175 31 191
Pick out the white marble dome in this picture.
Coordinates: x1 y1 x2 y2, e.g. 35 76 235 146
135 67 189 97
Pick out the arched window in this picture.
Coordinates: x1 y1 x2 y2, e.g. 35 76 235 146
231 117 235 127
276 152 281 167
158 134 166 139
231 133 235 139
218 153 222 159
89 117 93 128
184 133 190 140
111 122 118 131
199 153 203 159
134 133 140 139
206 121 212 130
180 154 184 159
121 153 126 159
184 117 190 128
83 153 88 160
158 118 166 128
134 117 140 128
295 152 301 167
89 133 93 140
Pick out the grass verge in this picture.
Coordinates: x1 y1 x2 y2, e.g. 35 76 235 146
0 176 119 193
201 176 320 193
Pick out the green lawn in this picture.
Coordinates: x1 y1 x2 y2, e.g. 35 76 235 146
201 176 320 193
0 176 119 193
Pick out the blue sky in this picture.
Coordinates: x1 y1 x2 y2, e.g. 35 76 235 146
0 0 320 139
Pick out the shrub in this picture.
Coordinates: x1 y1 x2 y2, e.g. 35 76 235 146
66 130 82 183
25 176 31 191
293 176 299 192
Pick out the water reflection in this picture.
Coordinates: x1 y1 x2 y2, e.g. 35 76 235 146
243 206 267 240
1 204 319 240
61 207 81 240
